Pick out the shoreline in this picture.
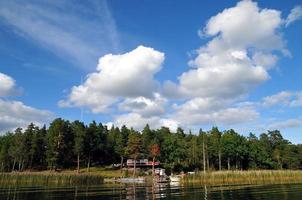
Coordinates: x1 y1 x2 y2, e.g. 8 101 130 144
2 169 302 186
183 170 302 186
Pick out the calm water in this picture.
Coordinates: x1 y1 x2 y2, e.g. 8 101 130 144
1 183 302 200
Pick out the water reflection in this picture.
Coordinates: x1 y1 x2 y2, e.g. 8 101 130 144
1 183 302 199
123 183 169 199
204 185 207 200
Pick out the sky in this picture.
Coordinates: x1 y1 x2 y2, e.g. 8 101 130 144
1 0 302 142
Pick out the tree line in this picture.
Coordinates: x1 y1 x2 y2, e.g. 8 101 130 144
0 118 302 173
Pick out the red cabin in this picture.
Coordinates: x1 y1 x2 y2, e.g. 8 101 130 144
126 159 160 167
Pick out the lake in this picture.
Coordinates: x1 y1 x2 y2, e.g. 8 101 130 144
1 183 302 199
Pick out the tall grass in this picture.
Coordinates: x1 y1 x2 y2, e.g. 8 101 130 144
183 170 302 186
2 170 302 187
0 172 103 186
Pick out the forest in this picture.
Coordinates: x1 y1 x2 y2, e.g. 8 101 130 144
0 118 301 174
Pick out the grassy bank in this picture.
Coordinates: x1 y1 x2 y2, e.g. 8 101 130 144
2 169 302 186
0 172 104 185
0 166 134 186
0 167 124 185
183 170 302 186
0 167 123 185
52 167 123 178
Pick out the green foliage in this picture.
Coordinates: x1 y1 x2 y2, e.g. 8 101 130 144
30 125 47 169
72 120 86 158
126 129 142 160
46 118 74 169
0 119 302 173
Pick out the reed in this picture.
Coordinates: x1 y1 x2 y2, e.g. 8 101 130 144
0 172 103 185
183 170 302 186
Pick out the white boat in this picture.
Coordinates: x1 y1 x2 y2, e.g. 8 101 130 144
169 175 181 182
153 175 169 183
117 177 145 183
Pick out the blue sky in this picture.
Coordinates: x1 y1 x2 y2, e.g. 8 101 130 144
0 0 302 142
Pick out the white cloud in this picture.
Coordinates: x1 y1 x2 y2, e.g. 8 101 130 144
60 45 165 113
161 0 288 127
113 112 178 132
61 1 300 131
118 93 166 118
172 97 234 113
203 0 284 50
285 5 302 27
160 119 179 132
0 72 53 133
171 98 259 126
262 91 293 107
0 72 18 97
268 118 302 130
262 91 302 107
252 52 278 70
114 113 160 130
0 0 119 70
290 92 302 107
165 0 285 100
0 99 53 133
172 49 270 99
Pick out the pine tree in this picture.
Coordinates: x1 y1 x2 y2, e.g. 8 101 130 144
72 120 86 173
126 129 142 177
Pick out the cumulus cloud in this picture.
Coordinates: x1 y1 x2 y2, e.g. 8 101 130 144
161 0 289 127
0 72 18 97
118 93 166 118
113 113 178 132
204 1 283 50
0 99 53 132
0 72 53 133
60 1 299 130
172 98 259 126
172 97 234 114
114 113 160 130
173 49 270 99
285 5 302 27
60 45 165 113
252 52 278 70
164 0 285 100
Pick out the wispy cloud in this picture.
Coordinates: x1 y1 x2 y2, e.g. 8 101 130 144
0 0 120 70
262 91 302 107
285 5 302 27
268 118 302 130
